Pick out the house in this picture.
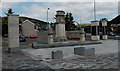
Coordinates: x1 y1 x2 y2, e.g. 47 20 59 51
109 15 120 34
21 19 38 37
2 16 48 37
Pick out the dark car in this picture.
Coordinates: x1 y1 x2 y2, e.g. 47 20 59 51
19 35 26 42
108 32 116 36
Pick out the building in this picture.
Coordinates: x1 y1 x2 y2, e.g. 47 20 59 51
109 15 120 33
21 19 38 37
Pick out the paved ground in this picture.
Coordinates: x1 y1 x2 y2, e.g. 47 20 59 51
2 37 119 70
21 39 119 69
2 38 51 70
21 40 118 60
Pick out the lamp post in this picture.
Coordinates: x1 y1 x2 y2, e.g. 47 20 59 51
47 8 50 30
94 0 96 21
118 1 120 15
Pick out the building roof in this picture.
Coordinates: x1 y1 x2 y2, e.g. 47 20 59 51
22 19 35 25
19 16 47 26
110 15 120 24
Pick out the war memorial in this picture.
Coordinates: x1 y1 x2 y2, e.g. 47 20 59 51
2 10 119 71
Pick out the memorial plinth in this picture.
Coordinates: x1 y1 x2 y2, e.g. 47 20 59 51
52 50 63 59
55 10 67 42
80 28 85 41
91 21 100 41
101 20 108 40
8 14 20 52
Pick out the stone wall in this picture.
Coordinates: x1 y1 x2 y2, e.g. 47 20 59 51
37 31 48 44
66 31 81 39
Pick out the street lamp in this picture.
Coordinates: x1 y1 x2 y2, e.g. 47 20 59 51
93 0 96 21
47 8 50 30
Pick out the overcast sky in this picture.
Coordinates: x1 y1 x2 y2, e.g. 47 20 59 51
0 0 120 23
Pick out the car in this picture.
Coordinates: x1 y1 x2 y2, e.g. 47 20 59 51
19 35 26 42
29 35 37 38
108 32 116 36
3 34 8 38
70 37 80 40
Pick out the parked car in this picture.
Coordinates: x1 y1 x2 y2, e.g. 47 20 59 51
70 37 80 40
3 34 8 38
19 35 26 42
108 32 116 36
29 35 37 38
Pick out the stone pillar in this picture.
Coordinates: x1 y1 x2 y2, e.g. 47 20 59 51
91 21 100 41
0 16 2 71
80 28 85 41
51 50 63 59
8 14 19 52
48 24 54 44
55 10 67 42
84 48 95 57
74 47 95 57
74 47 85 56
0 16 2 47
101 20 108 40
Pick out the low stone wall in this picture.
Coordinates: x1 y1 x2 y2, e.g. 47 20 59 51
66 31 81 39
37 31 48 44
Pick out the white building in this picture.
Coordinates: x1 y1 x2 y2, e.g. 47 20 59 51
21 19 38 37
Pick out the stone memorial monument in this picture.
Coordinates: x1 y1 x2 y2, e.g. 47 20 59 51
37 24 54 44
47 24 54 44
101 20 108 40
80 28 85 41
8 14 19 52
91 21 100 41
55 10 67 42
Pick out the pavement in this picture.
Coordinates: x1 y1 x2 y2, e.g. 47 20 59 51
2 38 51 70
21 39 119 69
2 37 119 70
32 40 102 48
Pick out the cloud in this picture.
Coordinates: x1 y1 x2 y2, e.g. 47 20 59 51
1 2 118 23
20 2 118 23
2 2 19 9
1 2 19 16
0 2 2 16
2 0 30 2
1 0 120 2
21 3 48 21
34 0 119 2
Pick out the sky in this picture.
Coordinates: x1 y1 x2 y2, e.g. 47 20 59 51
0 0 120 23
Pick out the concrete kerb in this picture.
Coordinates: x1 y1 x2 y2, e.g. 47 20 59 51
31 41 102 49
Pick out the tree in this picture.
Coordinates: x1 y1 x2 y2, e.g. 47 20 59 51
100 18 108 21
99 18 112 32
65 12 76 31
2 17 8 36
2 8 14 36
4 8 14 16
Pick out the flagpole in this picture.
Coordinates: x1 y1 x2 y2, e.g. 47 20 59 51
94 0 96 21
